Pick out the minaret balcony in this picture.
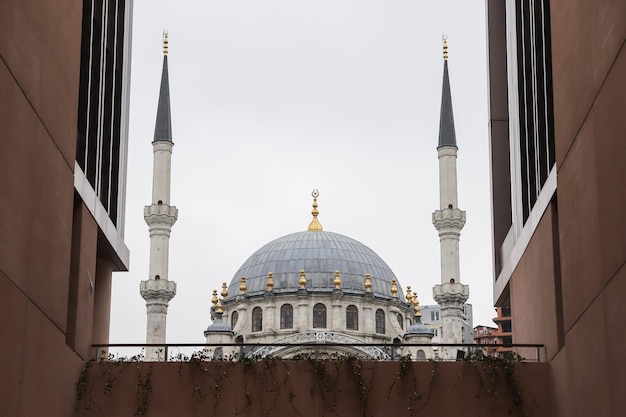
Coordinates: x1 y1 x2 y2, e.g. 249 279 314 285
140 278 176 302
433 282 469 305
144 203 178 227
432 208 466 231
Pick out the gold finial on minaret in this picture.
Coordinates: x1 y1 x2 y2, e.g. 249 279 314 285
307 189 323 231
405 285 413 302
266 272 274 291
211 289 218 307
390 279 398 297
299 269 307 289
221 282 228 298
442 35 448 61
163 30 169 56
216 298 223 314
239 276 247 294
413 293 422 317
364 273 372 293
333 270 341 289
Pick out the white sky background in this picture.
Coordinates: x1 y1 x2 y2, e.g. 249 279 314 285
110 0 496 346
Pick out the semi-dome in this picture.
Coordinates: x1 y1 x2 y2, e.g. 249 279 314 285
225 229 404 301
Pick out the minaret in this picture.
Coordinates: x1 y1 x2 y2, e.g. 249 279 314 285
432 37 469 350
140 31 178 361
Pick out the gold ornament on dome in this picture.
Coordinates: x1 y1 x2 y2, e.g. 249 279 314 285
307 189 323 231
390 279 398 297
413 293 422 317
221 282 228 298
239 276 247 294
333 270 341 289
364 273 372 293
267 272 274 291
405 285 413 302
299 269 307 289
211 289 218 306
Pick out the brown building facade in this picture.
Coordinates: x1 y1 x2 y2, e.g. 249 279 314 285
485 1 626 416
0 1 132 416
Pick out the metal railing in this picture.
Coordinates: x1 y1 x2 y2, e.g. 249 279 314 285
92 342 545 362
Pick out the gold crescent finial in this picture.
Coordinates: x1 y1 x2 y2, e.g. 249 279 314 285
405 285 413 302
307 189 323 231
442 35 448 61
163 30 169 56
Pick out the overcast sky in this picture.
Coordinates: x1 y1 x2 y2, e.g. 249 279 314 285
110 0 495 346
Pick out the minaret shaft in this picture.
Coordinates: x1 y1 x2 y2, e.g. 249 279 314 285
151 143 173 204
438 148 458 209
434 146 465 283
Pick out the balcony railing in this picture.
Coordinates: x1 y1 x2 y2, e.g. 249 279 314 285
92 342 545 363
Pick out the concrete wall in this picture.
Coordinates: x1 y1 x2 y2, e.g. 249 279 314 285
498 1 626 417
0 2 116 416
74 360 552 417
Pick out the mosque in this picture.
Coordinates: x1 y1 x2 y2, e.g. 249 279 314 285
140 33 470 361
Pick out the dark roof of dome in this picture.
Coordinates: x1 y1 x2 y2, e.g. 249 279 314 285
205 314 232 333
405 319 435 336
226 230 405 301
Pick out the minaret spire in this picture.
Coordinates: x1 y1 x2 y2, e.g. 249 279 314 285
431 36 469 352
140 31 178 361
154 30 172 142
438 35 456 149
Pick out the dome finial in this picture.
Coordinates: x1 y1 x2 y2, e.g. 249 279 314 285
299 269 307 289
163 30 169 56
364 273 372 293
266 272 274 291
390 279 398 297
333 270 341 289
412 293 422 317
211 289 218 307
221 282 228 298
405 285 413 302
307 189 323 231
442 34 448 61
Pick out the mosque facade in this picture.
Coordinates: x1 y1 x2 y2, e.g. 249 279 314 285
141 35 470 361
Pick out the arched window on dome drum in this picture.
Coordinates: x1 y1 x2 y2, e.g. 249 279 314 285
252 307 262 332
346 305 358 330
313 303 327 328
231 310 239 329
416 349 426 361
280 304 293 329
375 309 385 334
396 313 403 330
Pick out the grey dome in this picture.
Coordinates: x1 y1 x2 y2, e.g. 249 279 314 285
226 231 404 300
405 319 434 336
205 314 232 333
